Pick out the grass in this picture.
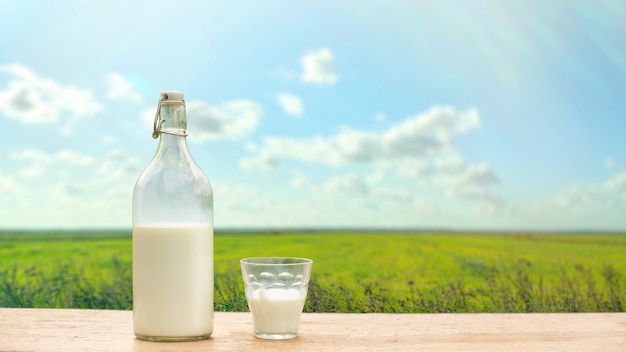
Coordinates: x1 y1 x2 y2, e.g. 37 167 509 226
0 230 624 312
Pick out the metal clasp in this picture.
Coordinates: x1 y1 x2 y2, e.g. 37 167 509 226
152 92 187 139
152 92 188 139
152 95 165 139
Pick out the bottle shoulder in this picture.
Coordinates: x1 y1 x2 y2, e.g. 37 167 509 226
134 155 212 196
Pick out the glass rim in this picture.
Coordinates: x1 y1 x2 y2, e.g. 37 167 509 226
240 257 313 265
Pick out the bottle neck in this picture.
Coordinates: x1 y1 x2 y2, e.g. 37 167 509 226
154 101 192 160
159 102 187 136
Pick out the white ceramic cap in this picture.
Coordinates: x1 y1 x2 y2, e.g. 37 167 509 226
161 91 184 102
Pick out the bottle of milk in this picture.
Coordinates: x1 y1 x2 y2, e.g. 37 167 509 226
132 91 214 342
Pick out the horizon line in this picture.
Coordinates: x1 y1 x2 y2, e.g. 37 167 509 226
1 227 625 235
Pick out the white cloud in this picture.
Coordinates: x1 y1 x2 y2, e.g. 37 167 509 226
240 153 281 171
539 170 626 214
605 171 626 201
212 183 283 224
376 186 415 203
280 170 446 226
141 107 156 130
55 150 95 166
433 154 467 174
241 106 479 169
322 174 370 196
185 100 262 142
10 149 52 178
55 181 89 196
103 72 143 102
240 105 511 214
393 153 507 213
552 185 609 210
382 107 479 159
0 147 142 228
211 178 442 229
0 63 101 123
96 149 139 182
301 48 338 85
289 171 310 188
0 172 19 201
436 163 500 196
10 148 96 179
276 93 303 116
295 171 378 198
0 80 56 122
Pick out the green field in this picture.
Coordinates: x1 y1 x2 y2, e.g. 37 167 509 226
0 230 624 312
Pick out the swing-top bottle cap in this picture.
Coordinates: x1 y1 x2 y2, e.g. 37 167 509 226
152 91 187 139
161 91 184 102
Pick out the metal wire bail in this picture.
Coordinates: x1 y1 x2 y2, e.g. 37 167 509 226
152 92 188 139
152 95 165 139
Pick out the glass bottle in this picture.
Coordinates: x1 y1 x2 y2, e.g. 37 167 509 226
132 91 214 342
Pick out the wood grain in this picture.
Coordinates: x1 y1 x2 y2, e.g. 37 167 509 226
0 309 624 351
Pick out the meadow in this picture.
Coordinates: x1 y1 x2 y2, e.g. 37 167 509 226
0 230 624 313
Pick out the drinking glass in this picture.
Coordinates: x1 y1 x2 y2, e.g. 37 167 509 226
240 257 313 339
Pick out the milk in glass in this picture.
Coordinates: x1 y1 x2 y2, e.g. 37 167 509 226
248 288 306 334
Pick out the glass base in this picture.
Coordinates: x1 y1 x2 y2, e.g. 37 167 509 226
135 333 211 342
254 332 298 340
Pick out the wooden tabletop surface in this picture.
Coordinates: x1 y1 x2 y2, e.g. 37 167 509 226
0 308 624 351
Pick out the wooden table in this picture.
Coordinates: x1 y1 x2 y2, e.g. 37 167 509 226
0 308 624 351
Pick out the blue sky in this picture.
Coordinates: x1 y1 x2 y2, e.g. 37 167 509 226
1 1 625 231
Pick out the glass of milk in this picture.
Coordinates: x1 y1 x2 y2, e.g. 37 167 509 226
240 257 313 339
